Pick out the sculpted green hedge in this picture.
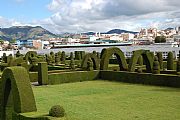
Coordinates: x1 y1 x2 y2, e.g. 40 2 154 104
0 67 37 120
128 50 154 72
100 47 128 71
81 53 100 70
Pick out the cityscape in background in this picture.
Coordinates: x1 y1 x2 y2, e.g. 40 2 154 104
0 26 180 50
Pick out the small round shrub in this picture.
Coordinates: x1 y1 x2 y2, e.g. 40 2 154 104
49 105 65 117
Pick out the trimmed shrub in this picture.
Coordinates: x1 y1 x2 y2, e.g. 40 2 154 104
87 58 93 71
50 51 55 64
167 52 174 70
156 52 163 69
1 67 37 119
100 47 127 71
25 51 37 63
16 50 21 57
70 59 75 70
81 53 99 70
100 48 106 59
55 53 60 65
38 62 48 85
153 56 160 74
49 105 65 117
2 53 7 63
97 52 100 59
137 55 143 66
70 52 74 60
61 51 66 64
128 50 154 72
48 71 100 84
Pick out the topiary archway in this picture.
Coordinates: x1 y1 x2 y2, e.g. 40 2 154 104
100 47 128 71
0 67 37 120
81 53 99 70
128 50 154 72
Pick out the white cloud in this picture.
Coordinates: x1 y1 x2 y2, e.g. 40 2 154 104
1 0 180 33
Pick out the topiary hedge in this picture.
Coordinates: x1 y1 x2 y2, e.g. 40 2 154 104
100 71 180 87
156 52 163 69
0 66 37 119
100 47 128 71
128 50 154 72
81 53 100 70
48 71 100 85
167 52 174 70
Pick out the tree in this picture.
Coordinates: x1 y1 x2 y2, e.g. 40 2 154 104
10 39 16 44
155 36 166 43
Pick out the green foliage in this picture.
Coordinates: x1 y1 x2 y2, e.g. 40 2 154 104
100 47 127 71
2 53 7 63
48 71 99 85
153 56 160 74
75 51 85 60
100 48 106 59
55 53 60 65
81 53 99 70
155 36 166 43
69 59 75 70
61 51 66 64
38 62 48 85
156 52 163 69
100 71 180 87
128 50 154 72
50 51 55 64
25 51 38 64
176 53 180 73
97 52 100 59
1 67 37 119
70 52 74 60
87 58 93 71
137 55 143 66
16 50 21 57
49 105 65 117
167 52 174 70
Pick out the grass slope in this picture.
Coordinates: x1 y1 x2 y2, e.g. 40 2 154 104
32 81 180 120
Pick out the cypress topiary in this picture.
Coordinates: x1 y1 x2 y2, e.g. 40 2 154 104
61 51 66 64
70 52 74 60
16 50 21 57
100 48 106 59
70 59 75 70
87 58 93 71
167 52 174 70
55 53 60 65
2 53 7 63
97 52 100 59
156 52 163 69
50 51 55 64
49 105 65 117
153 56 160 74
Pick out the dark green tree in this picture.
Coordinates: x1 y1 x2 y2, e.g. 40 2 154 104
155 36 166 43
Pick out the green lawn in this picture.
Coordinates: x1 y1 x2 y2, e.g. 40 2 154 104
32 81 180 120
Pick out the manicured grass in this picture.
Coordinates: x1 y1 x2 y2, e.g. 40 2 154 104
32 81 180 120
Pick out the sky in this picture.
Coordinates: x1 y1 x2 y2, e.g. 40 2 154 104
0 0 180 33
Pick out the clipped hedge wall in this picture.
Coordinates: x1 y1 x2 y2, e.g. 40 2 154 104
100 71 180 87
48 71 100 85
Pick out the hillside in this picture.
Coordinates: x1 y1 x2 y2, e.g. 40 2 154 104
0 26 57 41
